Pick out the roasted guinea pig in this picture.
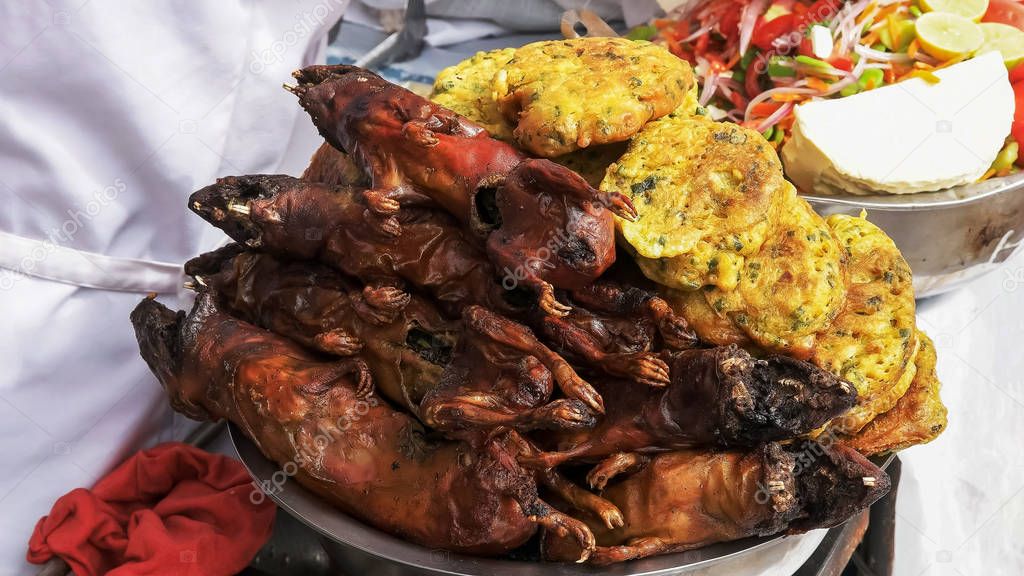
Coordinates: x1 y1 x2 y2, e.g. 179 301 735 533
188 174 510 316
186 244 605 426
541 441 889 565
484 158 633 315
524 346 857 472
287 64 638 316
532 280 698 388
421 304 604 431
188 174 693 389
302 142 369 188
130 293 597 557
184 244 456 411
289 64 524 226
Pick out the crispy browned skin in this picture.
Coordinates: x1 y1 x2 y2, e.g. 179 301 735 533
131 294 599 557
421 305 603 431
185 245 456 411
290 64 524 231
187 245 608 425
188 174 511 316
844 331 947 455
430 48 517 141
288 64 638 315
486 159 634 311
188 175 690 389
525 346 857 471
541 442 889 565
302 142 369 188
535 281 698 388
174 260 620 538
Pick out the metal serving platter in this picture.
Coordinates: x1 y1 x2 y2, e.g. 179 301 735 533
803 172 1024 298
231 424 893 576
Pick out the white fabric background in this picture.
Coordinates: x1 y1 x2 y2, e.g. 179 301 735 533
0 1 342 574
894 249 1024 576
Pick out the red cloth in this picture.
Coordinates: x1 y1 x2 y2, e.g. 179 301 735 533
27 442 276 576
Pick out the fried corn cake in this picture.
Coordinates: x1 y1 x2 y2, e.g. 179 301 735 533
431 48 517 141
816 214 919 435
608 114 787 291
551 83 702 188
664 212 920 437
492 37 693 157
698 195 847 358
845 330 947 455
661 287 752 347
651 192 843 356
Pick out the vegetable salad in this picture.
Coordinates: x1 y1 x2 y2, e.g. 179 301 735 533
633 0 1024 177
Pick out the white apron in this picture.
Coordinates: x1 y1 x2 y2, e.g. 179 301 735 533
0 2 345 573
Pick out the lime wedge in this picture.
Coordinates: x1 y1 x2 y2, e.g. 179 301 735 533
978 22 1024 69
915 12 985 60
921 0 990 22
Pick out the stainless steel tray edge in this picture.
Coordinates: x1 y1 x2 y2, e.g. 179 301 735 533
802 173 1024 297
231 424 894 576
230 424 788 576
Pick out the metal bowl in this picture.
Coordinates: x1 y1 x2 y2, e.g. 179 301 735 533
802 172 1024 297
230 424 893 575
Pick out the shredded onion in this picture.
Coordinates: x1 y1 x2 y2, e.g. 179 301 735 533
913 51 940 66
738 0 770 57
700 72 720 107
757 101 794 133
755 101 794 132
855 44 912 63
682 24 714 44
744 85 817 122
719 80 734 100
717 76 744 98
835 0 872 55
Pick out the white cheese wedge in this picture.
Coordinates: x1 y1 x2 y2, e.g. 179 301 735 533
782 51 1014 195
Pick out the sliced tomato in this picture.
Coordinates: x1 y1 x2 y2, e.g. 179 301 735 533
1013 80 1024 125
797 0 843 27
797 36 815 57
718 8 742 41
1010 62 1024 84
694 30 712 55
752 14 796 51
1012 79 1024 166
728 90 748 110
830 56 854 71
750 0 841 52
983 0 1024 30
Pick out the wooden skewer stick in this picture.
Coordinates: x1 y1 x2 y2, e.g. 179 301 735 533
560 9 618 39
